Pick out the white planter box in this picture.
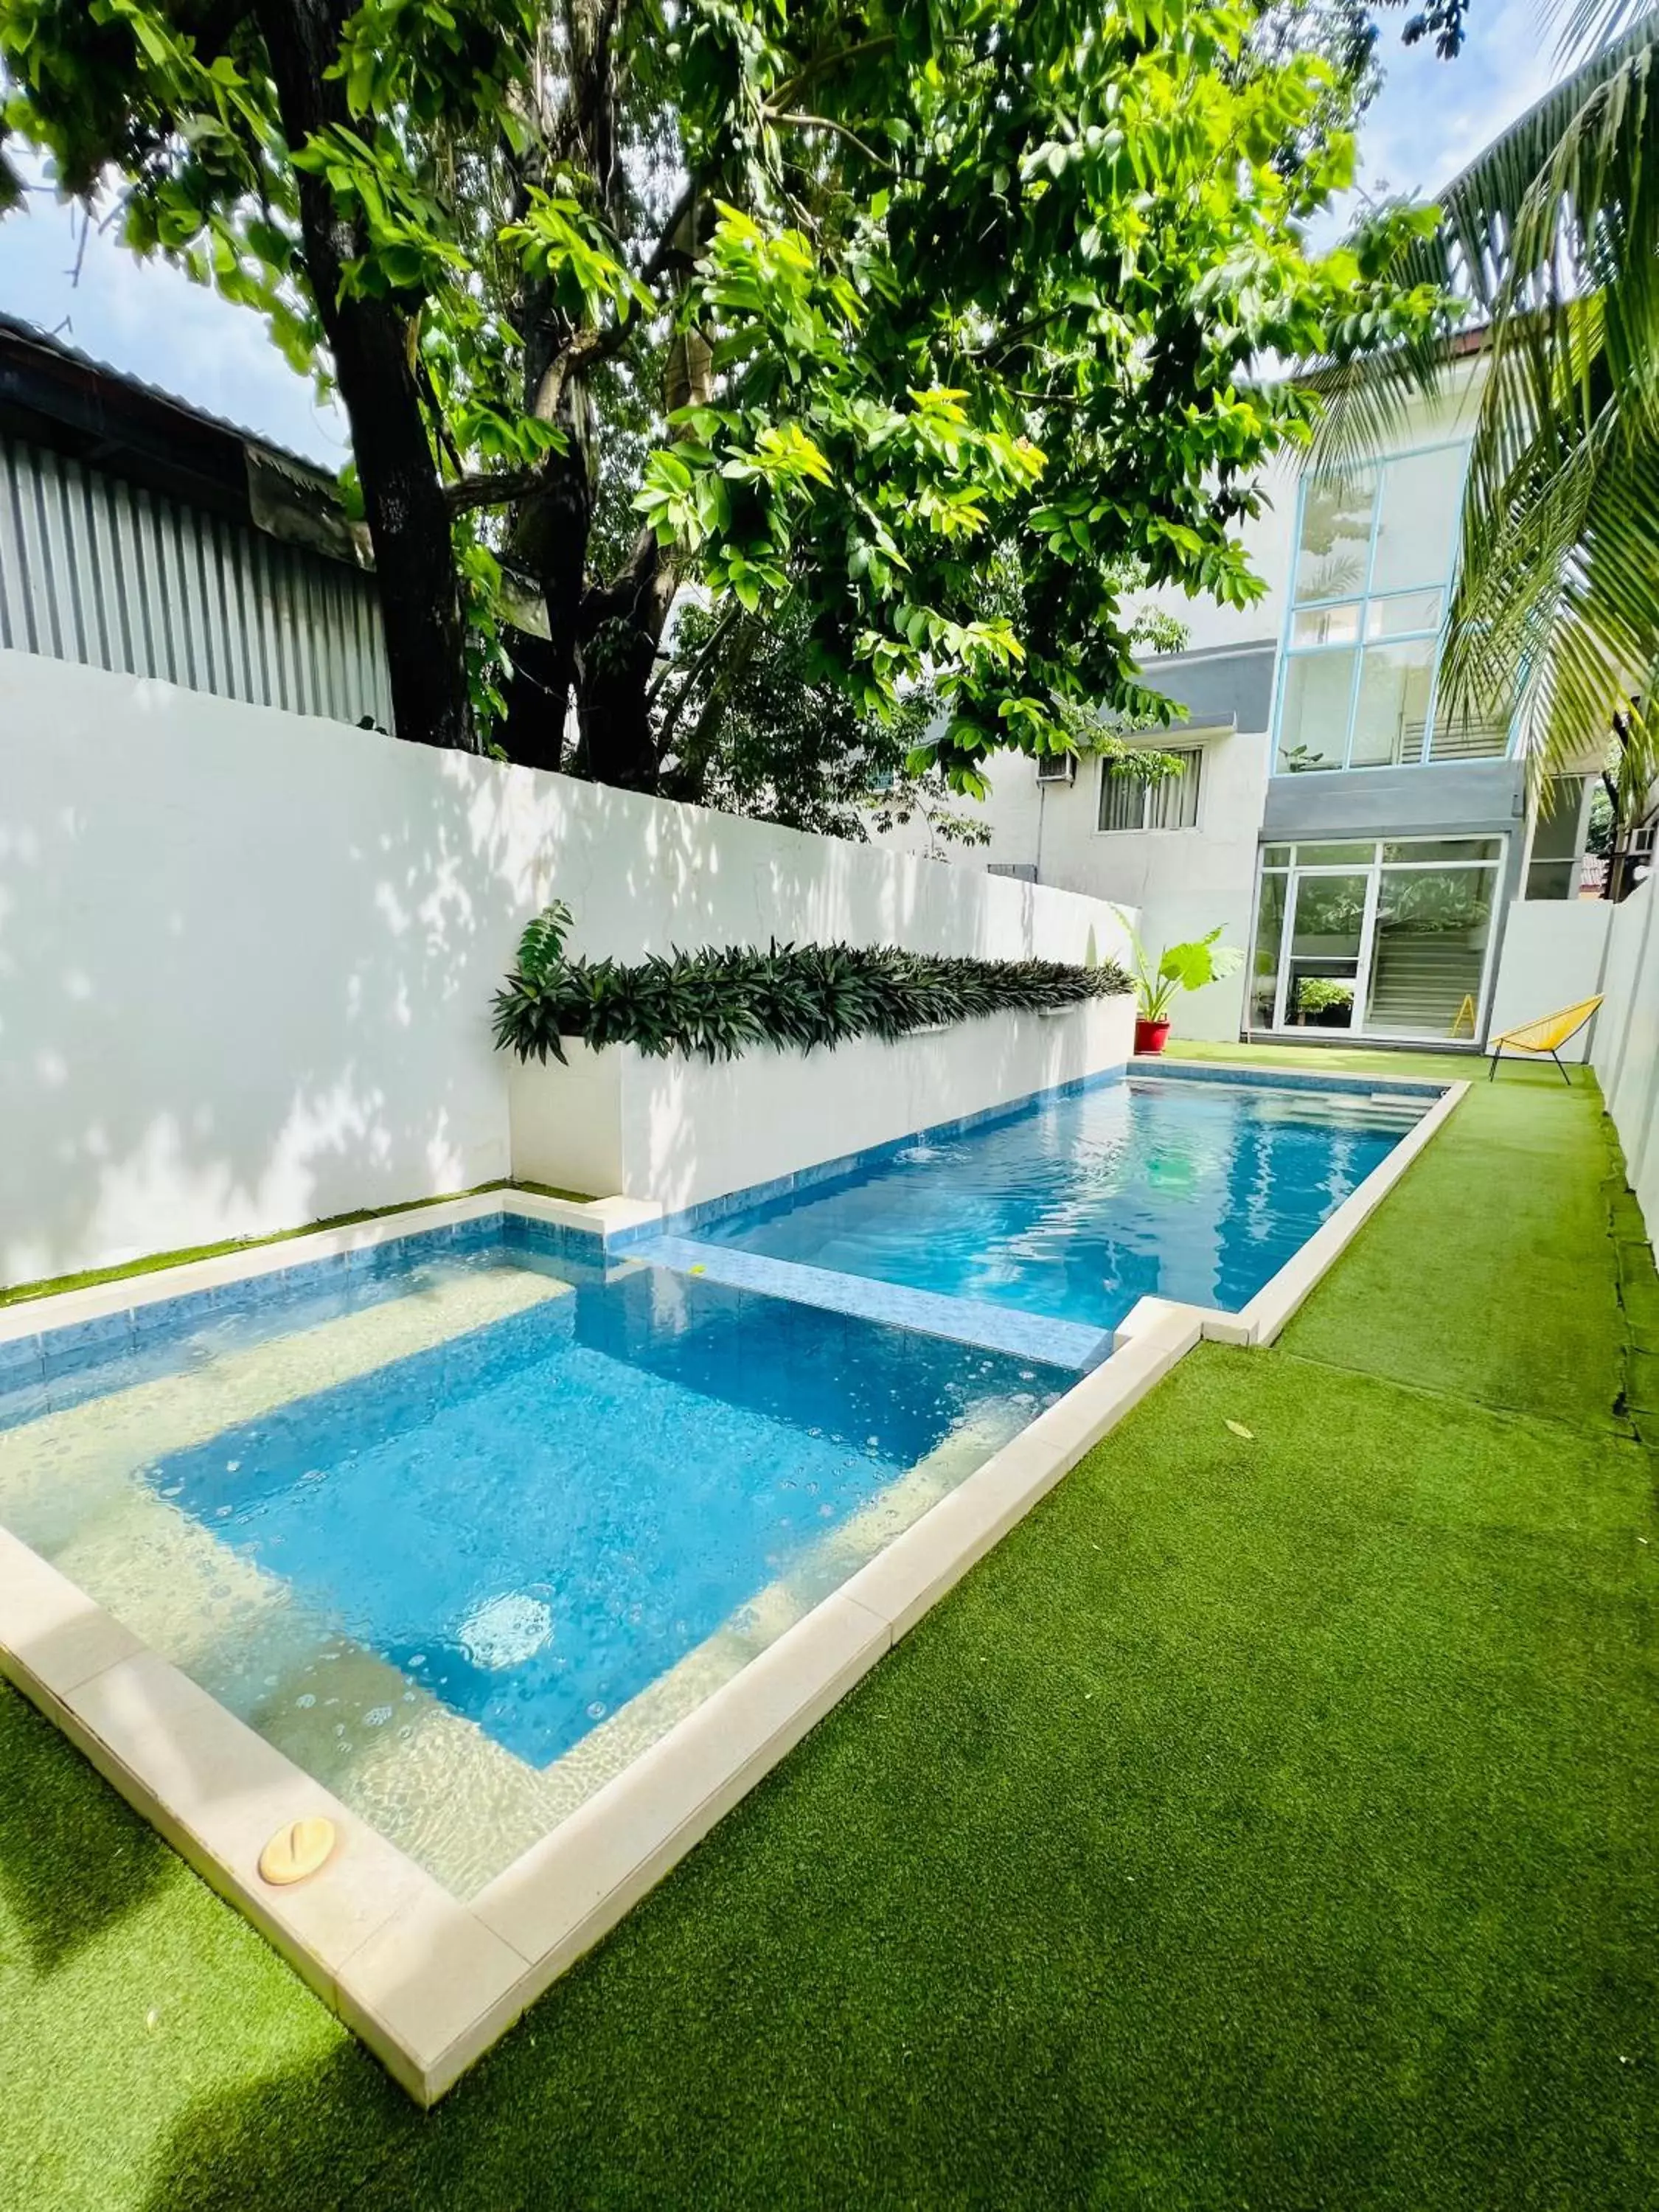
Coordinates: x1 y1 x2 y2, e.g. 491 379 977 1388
507 995 1135 1214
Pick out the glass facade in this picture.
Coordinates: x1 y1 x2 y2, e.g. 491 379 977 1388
1276 445 1513 774
1526 776 1591 900
1251 837 1503 1042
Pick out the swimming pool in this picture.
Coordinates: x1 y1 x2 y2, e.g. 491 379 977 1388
0 1237 1063 1892
0 1062 1457 2098
681 1074 1422 1336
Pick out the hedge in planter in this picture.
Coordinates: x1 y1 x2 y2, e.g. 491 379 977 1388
493 902 1131 1065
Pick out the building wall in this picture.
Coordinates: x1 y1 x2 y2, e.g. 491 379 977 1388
0 431 393 730
1592 880 1659 1237
0 650 1133 1284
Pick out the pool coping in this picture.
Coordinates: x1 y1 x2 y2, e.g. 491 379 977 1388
0 1064 1468 2104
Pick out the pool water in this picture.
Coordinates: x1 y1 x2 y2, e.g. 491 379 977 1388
0 1248 1064 1892
695 1075 1417 1334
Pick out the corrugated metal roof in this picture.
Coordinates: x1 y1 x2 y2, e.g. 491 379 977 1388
0 309 335 484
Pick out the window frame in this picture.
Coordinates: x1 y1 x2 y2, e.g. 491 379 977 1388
1095 745 1203 835
1246 832 1508 1042
1273 442 1504 776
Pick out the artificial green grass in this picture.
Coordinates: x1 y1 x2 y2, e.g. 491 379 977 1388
2 1054 1655 2209
0 1178 597 1308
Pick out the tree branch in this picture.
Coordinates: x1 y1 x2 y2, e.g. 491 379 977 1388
769 35 899 112
768 111 893 173
444 464 546 515
641 175 700 286
647 598 740 720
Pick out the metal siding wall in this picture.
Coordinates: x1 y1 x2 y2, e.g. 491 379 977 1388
0 432 393 730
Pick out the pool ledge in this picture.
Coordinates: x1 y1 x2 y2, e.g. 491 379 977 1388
0 1298 1200 2106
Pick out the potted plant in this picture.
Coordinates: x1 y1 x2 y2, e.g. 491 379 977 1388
1116 916 1243 1054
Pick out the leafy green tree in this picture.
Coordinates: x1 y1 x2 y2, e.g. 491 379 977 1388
2 0 1436 791
648 595 983 844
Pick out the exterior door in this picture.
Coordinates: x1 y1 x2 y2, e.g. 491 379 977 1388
1273 869 1376 1032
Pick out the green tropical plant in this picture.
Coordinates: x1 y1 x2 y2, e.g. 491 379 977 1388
1294 976 1355 1015
0 0 1437 783
1310 3 1659 802
1115 916 1244 1026
492 910 1130 1064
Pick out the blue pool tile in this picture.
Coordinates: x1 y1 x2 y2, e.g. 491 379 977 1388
632 1234 1106 1371
39 1308 136 1378
1141 1061 1445 1099
0 1331 43 1385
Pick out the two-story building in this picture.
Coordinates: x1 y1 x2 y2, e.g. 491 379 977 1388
887 366 1610 1050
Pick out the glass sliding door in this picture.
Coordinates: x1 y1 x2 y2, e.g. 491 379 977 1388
1279 871 1371 1030
1249 837 1506 1043
1362 856 1496 1039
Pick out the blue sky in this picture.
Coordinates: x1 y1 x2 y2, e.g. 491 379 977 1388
0 3 1557 471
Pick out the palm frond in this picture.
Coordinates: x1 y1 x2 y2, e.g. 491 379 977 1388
1309 13 1659 790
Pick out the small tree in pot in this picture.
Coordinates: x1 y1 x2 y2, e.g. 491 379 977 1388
1116 918 1243 1055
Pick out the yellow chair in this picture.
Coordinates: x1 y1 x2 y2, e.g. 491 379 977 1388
1487 995 1604 1085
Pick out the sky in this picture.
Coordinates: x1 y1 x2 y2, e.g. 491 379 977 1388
0 1 1560 472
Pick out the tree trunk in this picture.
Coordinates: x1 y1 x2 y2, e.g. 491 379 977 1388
255 0 470 753
574 528 675 789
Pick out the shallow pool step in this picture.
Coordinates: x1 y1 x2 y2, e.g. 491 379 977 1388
629 1234 1109 1372
0 1265 573 1521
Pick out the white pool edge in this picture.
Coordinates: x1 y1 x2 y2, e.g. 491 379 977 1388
0 1186 664 1347
0 1071 1467 2103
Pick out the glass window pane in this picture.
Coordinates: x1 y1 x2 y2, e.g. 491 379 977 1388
1366 590 1443 638
1146 748 1200 830
1250 869 1287 1028
1363 866 1493 1037
1380 838 1503 863
1427 672 1513 760
1352 637 1435 768
1293 603 1363 647
1276 653 1354 773
1372 449 1464 594
1532 776 1587 862
1284 872 1367 1028
1297 842 1376 865
1295 470 1377 603
1096 762 1147 832
1262 844 1293 868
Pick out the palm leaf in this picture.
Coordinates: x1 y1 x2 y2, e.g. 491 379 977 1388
1311 11 1659 795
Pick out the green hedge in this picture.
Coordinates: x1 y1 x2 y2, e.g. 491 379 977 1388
493 903 1131 1065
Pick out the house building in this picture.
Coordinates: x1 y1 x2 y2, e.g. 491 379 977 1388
0 313 392 731
883 367 1614 1051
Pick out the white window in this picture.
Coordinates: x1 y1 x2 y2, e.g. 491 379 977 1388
1097 748 1202 832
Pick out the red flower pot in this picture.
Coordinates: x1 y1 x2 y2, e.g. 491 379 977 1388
1135 1018 1171 1056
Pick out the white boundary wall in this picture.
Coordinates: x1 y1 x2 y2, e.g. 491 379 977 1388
0 652 1134 1284
509 998 1135 1214
1591 878 1659 1236
1486 899 1613 1065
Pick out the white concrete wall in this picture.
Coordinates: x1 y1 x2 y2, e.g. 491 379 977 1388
509 996 1135 1213
1486 900 1613 1062
0 651 1133 1283
1592 880 1659 1237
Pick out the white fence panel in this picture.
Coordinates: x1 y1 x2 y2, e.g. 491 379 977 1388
0 651 1133 1284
